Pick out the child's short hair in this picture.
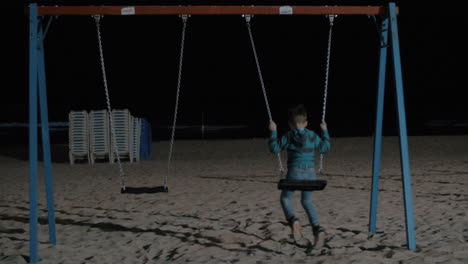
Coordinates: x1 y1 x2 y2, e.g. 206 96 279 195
288 104 307 124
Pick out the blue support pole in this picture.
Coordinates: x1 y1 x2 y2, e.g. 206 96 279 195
28 3 39 263
38 24 57 245
369 16 389 233
388 2 416 250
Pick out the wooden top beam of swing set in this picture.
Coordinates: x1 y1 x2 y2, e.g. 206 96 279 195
35 5 398 16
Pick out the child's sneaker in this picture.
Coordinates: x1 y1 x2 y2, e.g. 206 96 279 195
312 225 326 249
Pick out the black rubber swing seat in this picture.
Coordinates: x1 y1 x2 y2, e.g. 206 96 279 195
121 186 169 194
277 179 327 191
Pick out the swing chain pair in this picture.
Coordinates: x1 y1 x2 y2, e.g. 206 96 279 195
93 14 126 189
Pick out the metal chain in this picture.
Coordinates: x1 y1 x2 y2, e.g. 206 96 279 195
166 15 189 187
93 15 126 189
319 15 336 174
245 15 284 173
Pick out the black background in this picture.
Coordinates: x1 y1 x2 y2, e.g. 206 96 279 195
3 1 467 142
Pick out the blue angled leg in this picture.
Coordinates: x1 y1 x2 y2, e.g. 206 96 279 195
389 2 416 250
369 16 389 234
38 24 57 245
28 3 39 263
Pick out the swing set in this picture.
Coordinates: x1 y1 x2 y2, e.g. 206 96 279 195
27 3 415 263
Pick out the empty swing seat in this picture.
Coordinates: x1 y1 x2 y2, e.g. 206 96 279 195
121 186 169 194
277 179 327 191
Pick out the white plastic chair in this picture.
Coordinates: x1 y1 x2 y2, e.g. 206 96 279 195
110 109 132 163
89 110 111 164
68 110 89 164
131 116 141 162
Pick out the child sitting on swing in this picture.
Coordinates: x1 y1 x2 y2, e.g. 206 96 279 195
268 104 330 247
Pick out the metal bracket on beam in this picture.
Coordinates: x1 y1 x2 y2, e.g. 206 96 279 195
243 14 253 23
180 14 190 22
92 14 103 22
370 15 390 48
327 14 337 25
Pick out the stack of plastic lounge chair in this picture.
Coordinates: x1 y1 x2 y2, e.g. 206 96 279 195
89 110 111 164
68 110 89 164
131 116 141 162
111 109 133 163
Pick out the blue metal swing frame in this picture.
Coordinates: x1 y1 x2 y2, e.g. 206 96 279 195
27 3 415 263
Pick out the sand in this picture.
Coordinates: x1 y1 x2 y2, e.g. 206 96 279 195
1 135 467 263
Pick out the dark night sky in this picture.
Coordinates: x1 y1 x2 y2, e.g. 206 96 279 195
3 1 468 140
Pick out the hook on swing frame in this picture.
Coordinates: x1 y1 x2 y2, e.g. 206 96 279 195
92 14 103 22
180 14 190 22
243 14 253 23
327 14 337 25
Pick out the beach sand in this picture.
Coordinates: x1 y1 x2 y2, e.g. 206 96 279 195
1 136 467 263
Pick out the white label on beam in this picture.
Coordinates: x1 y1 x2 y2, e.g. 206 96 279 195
121 7 136 15
279 6 293 15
